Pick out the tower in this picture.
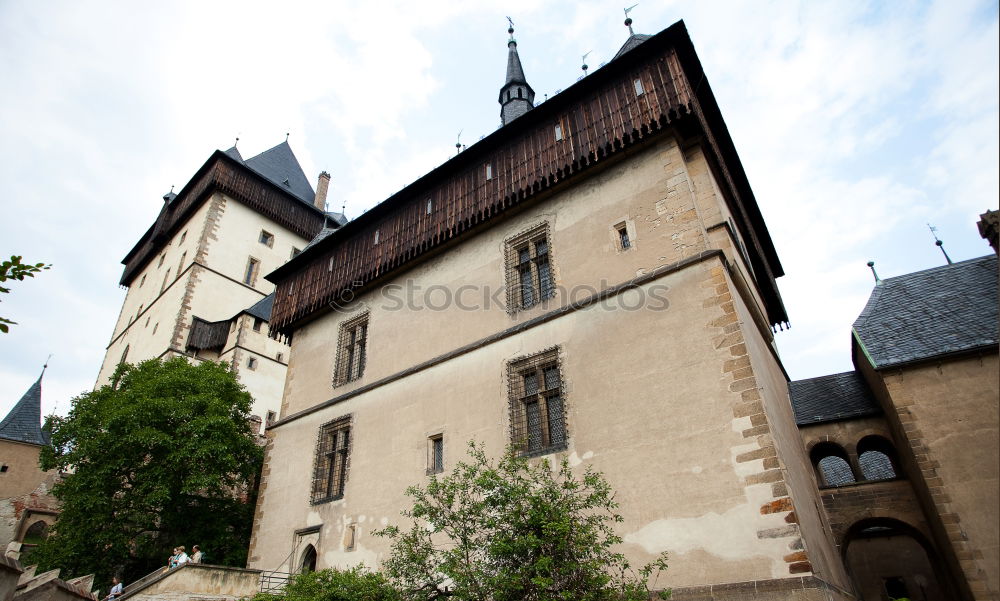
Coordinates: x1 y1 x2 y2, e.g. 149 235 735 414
94 141 345 423
498 22 535 125
0 366 59 551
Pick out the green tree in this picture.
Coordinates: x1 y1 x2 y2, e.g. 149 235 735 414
251 567 401 601
33 357 264 584
376 443 669 601
0 255 50 333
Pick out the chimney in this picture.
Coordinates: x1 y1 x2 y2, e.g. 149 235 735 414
314 171 331 211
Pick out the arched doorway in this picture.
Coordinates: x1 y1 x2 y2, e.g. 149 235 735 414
843 518 954 600
300 544 317 573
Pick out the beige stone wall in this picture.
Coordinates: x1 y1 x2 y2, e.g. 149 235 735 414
0 441 45 499
126 564 260 601
222 314 291 420
877 353 999 599
251 135 842 590
0 440 60 548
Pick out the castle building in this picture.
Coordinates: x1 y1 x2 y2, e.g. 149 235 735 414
94 142 344 423
790 252 998 600
0 369 59 556
247 20 862 598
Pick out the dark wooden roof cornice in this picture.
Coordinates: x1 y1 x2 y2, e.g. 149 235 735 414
266 20 788 334
119 151 326 286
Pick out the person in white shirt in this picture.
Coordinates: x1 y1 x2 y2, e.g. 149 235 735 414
105 577 123 600
175 545 190 566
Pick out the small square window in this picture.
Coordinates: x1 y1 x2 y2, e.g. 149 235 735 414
259 230 274 247
276 352 284 362
247 357 258 370
554 124 563 141
253 317 263 332
291 247 302 259
266 411 277 426
634 78 644 96
0 465 8 473
427 434 444 475
333 314 369 386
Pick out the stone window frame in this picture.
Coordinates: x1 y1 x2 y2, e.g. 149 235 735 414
310 415 352 505
856 435 900 482
332 312 369 387
507 347 568 458
809 442 857 488
243 256 261 287
259 230 275 248
504 223 556 314
426 433 444 475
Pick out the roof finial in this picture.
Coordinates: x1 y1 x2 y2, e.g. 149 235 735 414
867 261 881 284
41 354 52 377
507 16 515 42
285 132 290 143
624 3 638 35
169 185 174 193
456 129 463 155
927 223 953 265
581 50 591 76
234 135 239 148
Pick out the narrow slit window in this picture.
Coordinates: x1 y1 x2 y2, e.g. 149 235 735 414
428 434 444 474
176 251 186 276
634 78 644 96
554 124 563 141
426 198 433 214
276 352 284 362
617 224 631 250
485 164 493 180
139 274 146 288
244 257 260 286
157 254 165 268
374 229 380 245
161 269 171 292
179 230 187 245
247 357 258 370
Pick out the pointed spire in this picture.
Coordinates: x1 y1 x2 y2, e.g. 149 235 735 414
499 18 535 126
0 364 49 446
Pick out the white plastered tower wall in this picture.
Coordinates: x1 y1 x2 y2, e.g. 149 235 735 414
95 148 327 422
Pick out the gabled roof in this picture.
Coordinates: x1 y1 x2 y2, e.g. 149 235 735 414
789 371 881 426
243 141 315 204
614 33 652 60
0 372 49 446
853 254 998 369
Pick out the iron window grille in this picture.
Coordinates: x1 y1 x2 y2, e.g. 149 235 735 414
311 416 351 504
508 348 567 457
505 224 555 313
333 313 369 387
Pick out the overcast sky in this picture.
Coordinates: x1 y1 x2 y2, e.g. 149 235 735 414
1 0 997 418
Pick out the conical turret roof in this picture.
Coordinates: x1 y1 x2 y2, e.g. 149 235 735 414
0 371 49 446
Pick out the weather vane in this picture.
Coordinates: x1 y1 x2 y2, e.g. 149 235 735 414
624 3 638 35
507 16 515 40
456 129 463 155
581 51 592 76
927 223 953 265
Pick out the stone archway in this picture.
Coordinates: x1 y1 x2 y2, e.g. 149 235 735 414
843 518 955 601
299 544 317 573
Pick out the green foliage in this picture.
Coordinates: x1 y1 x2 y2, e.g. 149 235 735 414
375 443 669 601
33 357 264 584
250 567 401 601
0 255 50 333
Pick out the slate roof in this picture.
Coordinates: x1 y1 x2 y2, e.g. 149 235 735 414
853 254 998 369
613 33 653 60
0 373 49 446
244 293 275 322
224 145 244 162
789 371 881 426
239 141 315 205
504 40 530 87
